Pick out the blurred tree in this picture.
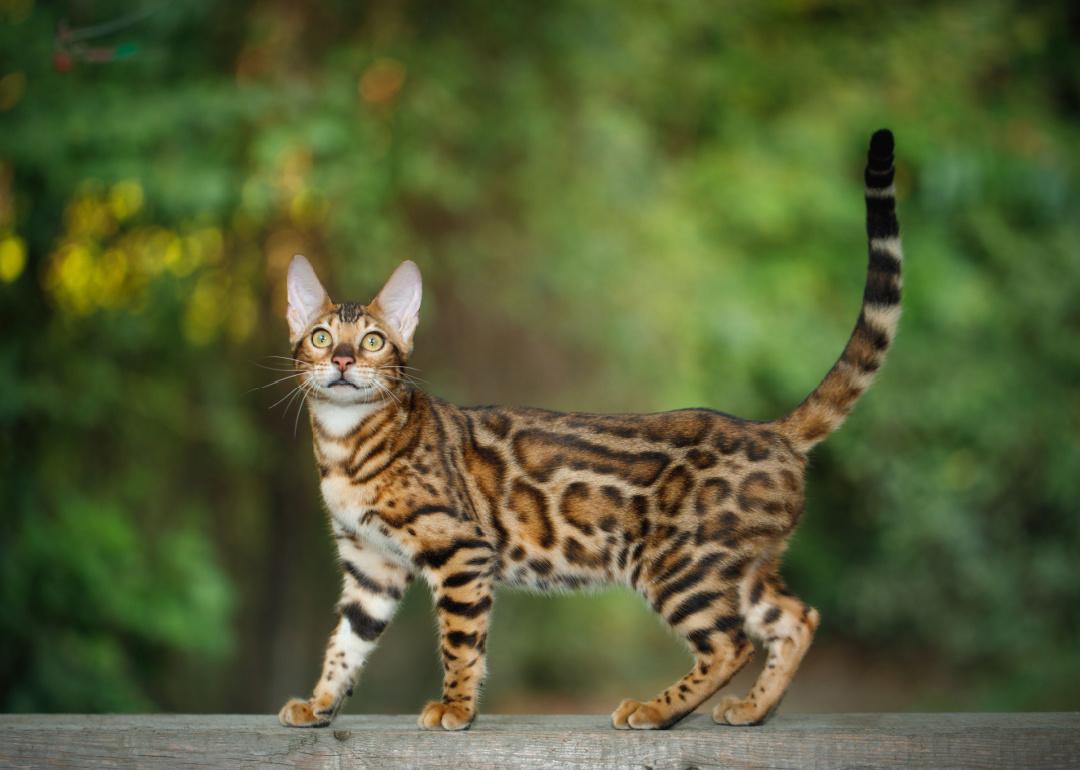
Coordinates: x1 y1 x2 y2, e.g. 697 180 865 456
0 0 1077 713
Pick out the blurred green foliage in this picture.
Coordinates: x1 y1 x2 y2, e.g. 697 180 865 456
1 0 1077 714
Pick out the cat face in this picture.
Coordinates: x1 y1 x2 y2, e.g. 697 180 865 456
287 256 422 405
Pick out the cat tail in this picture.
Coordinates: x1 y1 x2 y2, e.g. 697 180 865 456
776 129 902 454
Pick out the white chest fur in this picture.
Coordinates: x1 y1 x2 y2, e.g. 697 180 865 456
319 474 372 520
319 474 409 563
311 398 410 564
310 399 386 436
317 470 410 565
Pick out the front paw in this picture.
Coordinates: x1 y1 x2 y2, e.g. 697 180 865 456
278 697 333 728
417 700 475 731
611 698 665 730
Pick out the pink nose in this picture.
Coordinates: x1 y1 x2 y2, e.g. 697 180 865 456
332 354 354 372
331 343 356 372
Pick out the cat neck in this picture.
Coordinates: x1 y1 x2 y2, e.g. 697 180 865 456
308 396 398 441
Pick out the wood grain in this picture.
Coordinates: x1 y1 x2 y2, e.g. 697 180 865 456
1 713 1077 769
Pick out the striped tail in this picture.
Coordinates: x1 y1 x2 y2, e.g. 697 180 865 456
776 129 903 453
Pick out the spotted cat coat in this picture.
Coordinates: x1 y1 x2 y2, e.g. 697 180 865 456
277 130 902 731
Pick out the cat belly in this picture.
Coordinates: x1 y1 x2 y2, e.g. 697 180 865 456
492 535 629 592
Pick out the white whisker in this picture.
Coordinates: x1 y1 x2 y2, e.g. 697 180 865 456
283 382 309 428
269 382 307 411
294 381 316 437
373 378 401 406
247 372 307 393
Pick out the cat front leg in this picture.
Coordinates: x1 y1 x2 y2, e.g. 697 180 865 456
417 547 495 731
279 532 411 727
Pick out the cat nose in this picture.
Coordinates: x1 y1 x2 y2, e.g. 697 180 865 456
331 343 355 372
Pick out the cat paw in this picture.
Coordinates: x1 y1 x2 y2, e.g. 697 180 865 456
611 699 666 730
417 700 474 731
712 695 765 726
278 697 333 728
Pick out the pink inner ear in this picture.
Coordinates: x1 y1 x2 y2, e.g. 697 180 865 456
287 255 330 338
373 261 422 343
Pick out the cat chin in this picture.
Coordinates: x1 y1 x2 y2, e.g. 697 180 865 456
313 383 382 405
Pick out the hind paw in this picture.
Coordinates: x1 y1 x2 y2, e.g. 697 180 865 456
712 695 767 726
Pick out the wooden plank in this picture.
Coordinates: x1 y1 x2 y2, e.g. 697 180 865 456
1 713 1078 770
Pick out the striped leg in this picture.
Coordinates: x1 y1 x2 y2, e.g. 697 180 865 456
279 531 411 727
612 628 753 730
613 553 755 730
713 574 819 726
418 549 495 731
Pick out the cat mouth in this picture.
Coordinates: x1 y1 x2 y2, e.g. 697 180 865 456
327 379 360 389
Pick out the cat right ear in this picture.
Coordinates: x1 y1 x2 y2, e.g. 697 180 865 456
287 254 330 341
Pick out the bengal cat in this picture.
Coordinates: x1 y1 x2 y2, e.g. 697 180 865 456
277 130 902 731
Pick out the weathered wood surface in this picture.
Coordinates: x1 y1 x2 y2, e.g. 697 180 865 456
1 713 1078 770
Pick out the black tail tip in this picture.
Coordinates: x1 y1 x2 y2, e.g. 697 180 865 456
868 129 894 169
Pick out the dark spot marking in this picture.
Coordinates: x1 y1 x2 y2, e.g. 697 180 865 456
745 440 770 461
654 554 693 585
415 539 492 570
653 552 725 609
686 448 718 469
668 591 722 625
687 628 714 654
442 571 481 588
474 408 512 439
737 472 780 514
721 556 750 580
643 412 712 448
436 595 493 618
528 558 553 575
658 465 693 516
509 479 555 548
341 602 387 642
446 631 479 648
558 482 595 536
564 538 605 568
694 477 731 515
513 429 670 487
715 432 743 455
342 561 384 595
714 615 741 632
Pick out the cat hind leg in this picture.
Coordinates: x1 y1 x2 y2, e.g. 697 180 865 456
713 575 819 726
612 592 754 730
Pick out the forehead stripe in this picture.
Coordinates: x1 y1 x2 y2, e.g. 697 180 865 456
337 302 364 323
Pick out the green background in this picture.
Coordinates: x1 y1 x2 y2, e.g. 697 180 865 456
1 0 1078 716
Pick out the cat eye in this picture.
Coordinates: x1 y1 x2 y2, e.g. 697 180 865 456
311 329 333 348
361 332 385 352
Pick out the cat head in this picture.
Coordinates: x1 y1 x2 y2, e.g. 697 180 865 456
286 255 422 404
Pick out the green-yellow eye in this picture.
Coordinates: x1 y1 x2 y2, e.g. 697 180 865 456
311 329 332 348
361 332 385 352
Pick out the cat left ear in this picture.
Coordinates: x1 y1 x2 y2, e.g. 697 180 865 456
287 254 330 341
371 260 422 350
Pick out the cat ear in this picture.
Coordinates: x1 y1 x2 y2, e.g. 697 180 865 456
287 254 330 340
370 260 422 350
